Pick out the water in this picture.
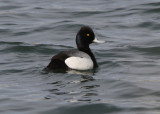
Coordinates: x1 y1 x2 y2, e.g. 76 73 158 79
1 0 160 113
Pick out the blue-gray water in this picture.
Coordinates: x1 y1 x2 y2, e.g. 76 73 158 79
1 0 160 114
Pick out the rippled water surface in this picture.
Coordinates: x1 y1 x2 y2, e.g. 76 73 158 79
1 0 160 114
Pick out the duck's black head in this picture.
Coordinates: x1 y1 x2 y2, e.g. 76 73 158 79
76 26 95 50
76 26 105 51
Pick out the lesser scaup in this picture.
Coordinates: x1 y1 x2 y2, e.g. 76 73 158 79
46 26 105 71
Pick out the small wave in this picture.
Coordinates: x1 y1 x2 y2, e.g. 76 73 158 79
0 41 73 54
44 103 124 114
143 8 160 13
129 45 160 55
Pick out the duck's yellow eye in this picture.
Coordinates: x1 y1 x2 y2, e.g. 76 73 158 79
86 34 90 37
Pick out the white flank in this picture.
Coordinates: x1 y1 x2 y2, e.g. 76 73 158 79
65 57 93 70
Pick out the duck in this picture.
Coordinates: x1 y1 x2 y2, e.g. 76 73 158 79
45 26 105 71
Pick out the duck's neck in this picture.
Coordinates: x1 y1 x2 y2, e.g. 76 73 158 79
76 36 98 68
78 47 98 68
